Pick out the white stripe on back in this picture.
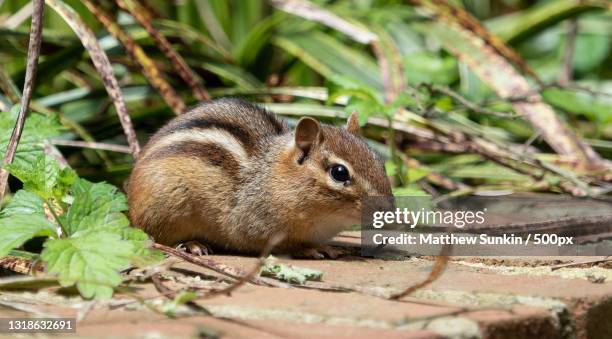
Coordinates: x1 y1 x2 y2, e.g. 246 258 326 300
144 128 248 163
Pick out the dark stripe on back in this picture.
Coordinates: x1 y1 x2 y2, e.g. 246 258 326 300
144 141 241 183
259 108 286 134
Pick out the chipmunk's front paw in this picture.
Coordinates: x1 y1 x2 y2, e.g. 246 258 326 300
177 241 213 256
294 245 349 259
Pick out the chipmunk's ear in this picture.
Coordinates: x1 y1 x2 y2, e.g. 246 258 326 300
295 117 322 157
346 111 360 135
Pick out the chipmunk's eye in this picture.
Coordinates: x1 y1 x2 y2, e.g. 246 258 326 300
330 164 350 183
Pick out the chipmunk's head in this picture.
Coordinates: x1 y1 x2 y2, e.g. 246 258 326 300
278 112 392 230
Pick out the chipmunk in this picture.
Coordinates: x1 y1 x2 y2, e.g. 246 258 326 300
127 98 392 258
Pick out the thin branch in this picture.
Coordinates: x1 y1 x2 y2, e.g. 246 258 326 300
389 246 451 300
50 139 132 153
423 84 518 118
151 273 211 315
551 257 611 271
46 0 141 158
152 243 290 288
201 234 285 298
0 256 40 275
0 67 21 103
559 19 578 86
43 140 69 168
0 0 44 202
370 41 394 103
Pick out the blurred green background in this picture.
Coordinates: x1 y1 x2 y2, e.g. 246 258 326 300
0 0 610 196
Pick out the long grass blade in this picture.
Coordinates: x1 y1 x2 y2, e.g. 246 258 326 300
486 0 607 44
415 0 607 171
115 0 210 101
82 0 187 115
45 0 140 157
270 0 377 44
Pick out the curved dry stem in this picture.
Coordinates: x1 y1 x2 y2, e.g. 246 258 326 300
45 0 141 158
152 243 289 288
50 139 132 153
389 247 451 300
0 0 45 202
201 233 286 298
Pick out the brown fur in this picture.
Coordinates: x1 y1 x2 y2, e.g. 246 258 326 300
127 98 391 254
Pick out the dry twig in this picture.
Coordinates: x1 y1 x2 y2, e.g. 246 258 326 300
0 0 44 202
50 139 132 154
201 234 285 298
559 19 578 86
152 243 289 288
389 246 451 300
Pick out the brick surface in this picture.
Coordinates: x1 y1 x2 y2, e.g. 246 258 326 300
0 231 610 338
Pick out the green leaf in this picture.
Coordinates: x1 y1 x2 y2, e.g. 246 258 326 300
260 256 322 284
0 108 62 168
392 185 430 197
161 291 199 317
385 161 398 177
0 190 46 218
200 62 262 89
485 0 603 44
59 179 129 236
5 156 57 200
0 215 57 257
115 226 164 266
8 249 39 260
542 87 612 123
406 167 431 184
41 230 134 299
274 31 381 89
403 51 458 85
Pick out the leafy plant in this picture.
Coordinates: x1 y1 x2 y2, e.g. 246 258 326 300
0 111 161 299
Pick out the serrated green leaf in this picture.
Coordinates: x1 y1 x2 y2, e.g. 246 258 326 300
8 249 39 260
0 190 46 218
0 215 57 257
4 155 75 201
60 179 129 236
113 226 163 266
0 108 62 169
542 87 612 123
41 230 134 299
260 256 322 284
